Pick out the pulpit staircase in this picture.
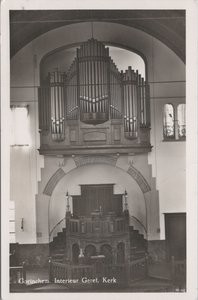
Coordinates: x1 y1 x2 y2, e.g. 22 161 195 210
49 225 147 263
49 228 66 263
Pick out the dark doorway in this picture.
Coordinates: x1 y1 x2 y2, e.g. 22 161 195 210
165 213 186 261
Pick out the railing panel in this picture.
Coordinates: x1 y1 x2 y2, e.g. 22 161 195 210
171 258 186 291
129 257 147 282
10 263 26 285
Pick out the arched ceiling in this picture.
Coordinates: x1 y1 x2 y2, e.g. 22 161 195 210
10 10 185 62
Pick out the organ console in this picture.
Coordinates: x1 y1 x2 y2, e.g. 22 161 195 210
38 38 151 154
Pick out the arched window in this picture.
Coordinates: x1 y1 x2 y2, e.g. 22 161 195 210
163 104 175 139
177 104 186 139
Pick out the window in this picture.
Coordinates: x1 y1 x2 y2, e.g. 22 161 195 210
177 104 186 139
163 103 186 141
163 104 175 139
10 106 30 146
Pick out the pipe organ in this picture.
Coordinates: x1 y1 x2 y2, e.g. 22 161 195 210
39 71 66 141
122 68 150 139
38 38 151 155
77 39 109 124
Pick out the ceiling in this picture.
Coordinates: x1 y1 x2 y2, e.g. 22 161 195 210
10 10 185 62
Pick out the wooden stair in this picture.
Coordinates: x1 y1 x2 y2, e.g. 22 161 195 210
50 225 147 263
129 226 147 259
49 228 66 263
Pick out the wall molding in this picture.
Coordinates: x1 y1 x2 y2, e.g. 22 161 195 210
127 165 151 193
43 156 151 196
73 155 118 168
43 168 66 196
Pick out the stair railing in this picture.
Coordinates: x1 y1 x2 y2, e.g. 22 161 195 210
130 216 147 236
49 217 65 242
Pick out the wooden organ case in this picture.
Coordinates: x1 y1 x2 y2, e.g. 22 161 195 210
38 39 151 155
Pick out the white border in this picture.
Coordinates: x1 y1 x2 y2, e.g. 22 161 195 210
1 0 197 299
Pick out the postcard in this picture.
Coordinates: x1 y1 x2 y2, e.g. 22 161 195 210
1 0 197 299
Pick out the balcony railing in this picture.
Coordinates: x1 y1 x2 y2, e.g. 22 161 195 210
67 215 128 237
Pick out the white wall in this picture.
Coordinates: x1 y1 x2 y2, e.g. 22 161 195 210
10 21 185 243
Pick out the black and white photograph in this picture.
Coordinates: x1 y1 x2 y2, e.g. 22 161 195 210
1 0 197 299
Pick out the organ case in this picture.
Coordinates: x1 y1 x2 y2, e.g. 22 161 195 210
38 38 151 154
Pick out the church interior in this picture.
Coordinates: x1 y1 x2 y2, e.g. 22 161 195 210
9 10 186 292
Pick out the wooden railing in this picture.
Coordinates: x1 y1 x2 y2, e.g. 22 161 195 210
10 262 26 285
103 264 126 282
49 261 127 285
171 257 186 291
129 256 147 282
49 260 94 282
49 217 65 242
49 257 147 287
67 215 128 236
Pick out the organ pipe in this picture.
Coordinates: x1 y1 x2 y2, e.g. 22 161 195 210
38 84 50 131
77 38 110 124
38 38 150 142
49 71 66 141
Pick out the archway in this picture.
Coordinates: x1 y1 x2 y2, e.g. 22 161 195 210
100 244 113 264
48 163 148 241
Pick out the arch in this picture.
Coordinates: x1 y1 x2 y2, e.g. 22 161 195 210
43 156 151 196
40 40 148 82
43 168 66 196
104 42 148 80
11 11 185 62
